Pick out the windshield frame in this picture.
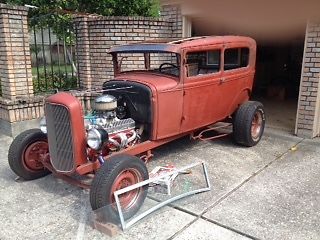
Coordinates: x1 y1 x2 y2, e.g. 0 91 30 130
110 51 181 78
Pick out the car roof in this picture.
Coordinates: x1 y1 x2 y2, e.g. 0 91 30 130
109 36 256 54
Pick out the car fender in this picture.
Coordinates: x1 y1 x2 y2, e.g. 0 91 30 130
227 88 251 116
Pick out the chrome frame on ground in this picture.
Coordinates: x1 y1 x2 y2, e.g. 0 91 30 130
114 162 211 230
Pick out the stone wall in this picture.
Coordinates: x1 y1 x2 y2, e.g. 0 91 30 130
296 22 320 138
75 13 182 89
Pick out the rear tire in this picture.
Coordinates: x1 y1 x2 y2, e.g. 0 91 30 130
233 101 265 147
8 129 50 180
90 154 148 224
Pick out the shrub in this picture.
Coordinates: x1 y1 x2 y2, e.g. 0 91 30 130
33 72 78 93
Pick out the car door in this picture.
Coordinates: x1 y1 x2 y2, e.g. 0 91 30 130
219 43 253 116
180 46 225 133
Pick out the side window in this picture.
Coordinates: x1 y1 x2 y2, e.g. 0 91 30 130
186 50 221 77
224 48 249 71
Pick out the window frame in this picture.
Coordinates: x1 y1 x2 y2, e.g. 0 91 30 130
184 47 223 79
223 47 250 72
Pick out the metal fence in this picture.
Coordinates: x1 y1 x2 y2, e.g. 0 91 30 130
30 17 79 93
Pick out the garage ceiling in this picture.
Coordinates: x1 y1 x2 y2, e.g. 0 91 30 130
161 0 317 41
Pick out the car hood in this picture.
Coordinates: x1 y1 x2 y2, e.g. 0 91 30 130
114 72 180 92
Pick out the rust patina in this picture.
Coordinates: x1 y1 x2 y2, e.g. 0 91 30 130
50 36 257 174
8 37 264 216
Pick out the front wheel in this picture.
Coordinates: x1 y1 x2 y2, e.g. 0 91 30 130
233 101 265 147
90 154 149 224
8 129 51 180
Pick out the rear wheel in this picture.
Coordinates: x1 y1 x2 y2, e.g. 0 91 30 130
233 101 265 147
90 154 148 224
8 129 50 180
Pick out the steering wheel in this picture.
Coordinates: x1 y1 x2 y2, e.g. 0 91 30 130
159 63 179 72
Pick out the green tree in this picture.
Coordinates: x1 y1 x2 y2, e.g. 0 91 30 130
1 0 160 32
2 0 159 17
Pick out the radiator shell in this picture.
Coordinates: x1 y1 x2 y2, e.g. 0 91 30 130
45 92 87 173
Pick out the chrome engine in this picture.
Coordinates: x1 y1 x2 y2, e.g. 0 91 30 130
85 94 139 151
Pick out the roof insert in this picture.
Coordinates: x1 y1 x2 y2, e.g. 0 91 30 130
169 36 209 44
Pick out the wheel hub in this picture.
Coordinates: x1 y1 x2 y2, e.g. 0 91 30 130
251 111 263 140
110 169 142 211
23 141 48 172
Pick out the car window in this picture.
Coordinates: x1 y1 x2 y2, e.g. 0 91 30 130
150 52 180 76
186 50 221 77
224 48 249 71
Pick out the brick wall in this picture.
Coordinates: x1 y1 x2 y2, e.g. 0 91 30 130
296 22 320 138
0 89 96 136
74 14 182 89
0 4 39 136
0 4 98 136
0 3 185 136
160 4 183 38
0 4 33 99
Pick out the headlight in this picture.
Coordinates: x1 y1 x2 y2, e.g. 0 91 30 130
87 128 108 150
40 117 47 134
84 118 92 130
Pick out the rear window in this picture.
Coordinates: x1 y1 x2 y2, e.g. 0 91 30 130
224 48 249 70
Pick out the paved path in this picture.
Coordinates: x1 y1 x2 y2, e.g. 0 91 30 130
0 128 319 240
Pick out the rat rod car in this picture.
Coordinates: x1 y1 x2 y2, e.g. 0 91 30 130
8 36 265 223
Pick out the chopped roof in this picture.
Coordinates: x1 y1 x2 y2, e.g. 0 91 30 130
109 36 256 54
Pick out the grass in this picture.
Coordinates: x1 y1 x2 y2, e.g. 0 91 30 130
32 64 78 93
32 65 74 76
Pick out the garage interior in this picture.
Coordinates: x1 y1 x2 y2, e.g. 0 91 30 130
191 18 306 133
253 40 305 132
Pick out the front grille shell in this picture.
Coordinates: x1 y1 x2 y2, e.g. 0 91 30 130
46 103 75 172
45 92 87 174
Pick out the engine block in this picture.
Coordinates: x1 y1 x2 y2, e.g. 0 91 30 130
105 118 135 135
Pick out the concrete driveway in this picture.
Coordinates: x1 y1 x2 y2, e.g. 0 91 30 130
0 128 319 240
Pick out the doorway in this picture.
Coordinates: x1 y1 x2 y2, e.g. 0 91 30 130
252 39 305 132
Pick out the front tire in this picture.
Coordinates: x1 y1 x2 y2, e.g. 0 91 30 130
233 101 265 147
8 129 51 180
90 154 148 224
